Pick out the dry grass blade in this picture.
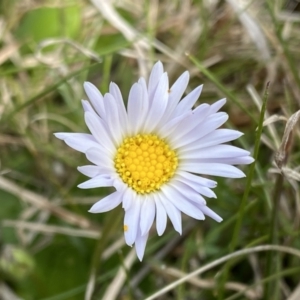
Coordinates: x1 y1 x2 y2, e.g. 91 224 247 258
145 245 300 300
262 115 287 127
282 167 300 182
277 11 300 22
275 110 300 169
287 282 300 300
226 0 271 61
128 221 198 290
270 167 300 182
89 0 187 68
0 176 94 229
36 38 102 66
89 0 149 49
0 282 22 300
89 0 149 77
0 134 24 146
0 43 19 65
102 249 136 300
102 237 125 260
2 220 100 239
161 267 261 300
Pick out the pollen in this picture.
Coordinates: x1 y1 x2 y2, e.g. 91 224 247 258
114 134 178 194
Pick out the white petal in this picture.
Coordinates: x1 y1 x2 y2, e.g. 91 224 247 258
173 85 203 117
135 229 149 261
158 111 191 138
140 195 156 236
138 78 149 118
170 104 210 142
103 93 122 144
174 176 216 198
54 132 69 140
199 205 223 222
208 98 226 114
181 129 243 152
84 111 115 153
169 180 206 205
113 178 128 192
109 82 128 134
172 112 228 149
180 145 250 160
122 188 134 211
54 133 100 153
148 61 164 102
127 83 143 135
154 195 167 236
168 71 190 109
78 175 113 189
180 163 246 178
54 132 89 141
124 197 142 246
159 194 182 234
84 82 105 118
89 191 123 213
161 185 205 220
196 186 216 198
176 170 217 188
77 165 103 177
185 156 254 165
81 100 95 113
144 73 169 132
225 156 254 165
159 71 190 124
85 147 114 169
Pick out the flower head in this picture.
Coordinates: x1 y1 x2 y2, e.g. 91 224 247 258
55 61 254 261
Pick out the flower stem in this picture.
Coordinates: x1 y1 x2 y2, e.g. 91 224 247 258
264 173 283 300
217 82 270 299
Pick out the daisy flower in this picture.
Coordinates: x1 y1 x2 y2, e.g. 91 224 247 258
55 61 254 261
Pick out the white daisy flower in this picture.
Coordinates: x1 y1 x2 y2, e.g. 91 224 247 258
55 61 254 261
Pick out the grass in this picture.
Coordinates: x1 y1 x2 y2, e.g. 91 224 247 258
1 0 300 299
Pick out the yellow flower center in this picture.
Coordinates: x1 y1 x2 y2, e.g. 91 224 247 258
114 134 178 194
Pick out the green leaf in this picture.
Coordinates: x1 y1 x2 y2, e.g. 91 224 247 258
15 6 80 42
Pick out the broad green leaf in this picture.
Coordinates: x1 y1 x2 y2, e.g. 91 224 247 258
16 6 80 42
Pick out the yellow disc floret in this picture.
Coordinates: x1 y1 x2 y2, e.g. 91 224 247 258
114 134 178 194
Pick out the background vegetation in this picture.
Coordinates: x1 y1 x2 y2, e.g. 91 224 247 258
1 0 300 299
